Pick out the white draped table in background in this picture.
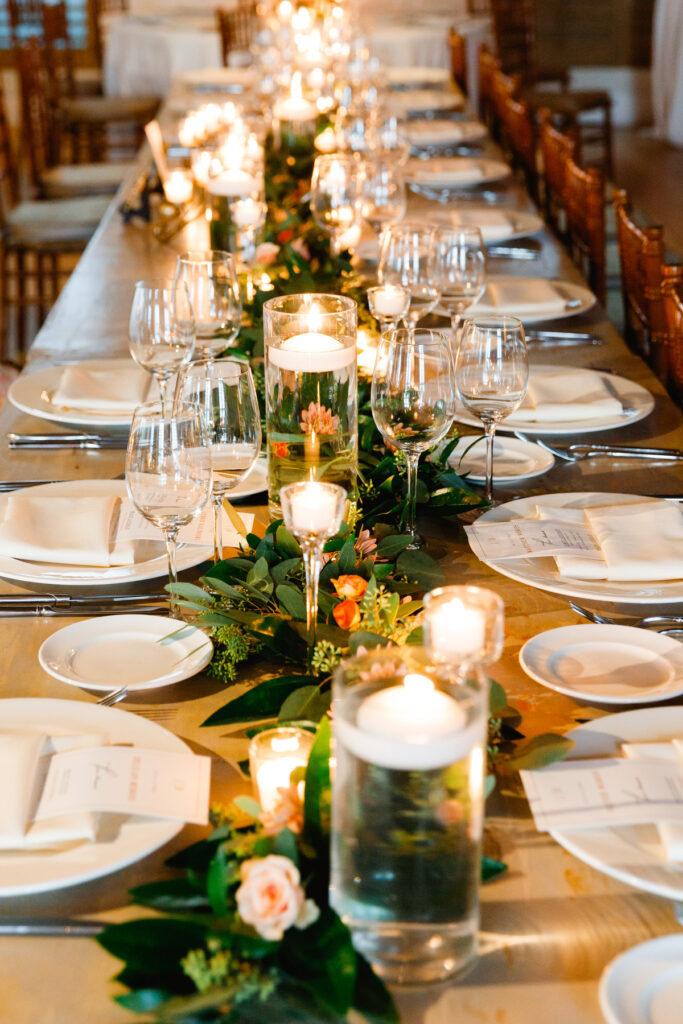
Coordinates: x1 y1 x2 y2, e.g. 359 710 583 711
652 0 683 147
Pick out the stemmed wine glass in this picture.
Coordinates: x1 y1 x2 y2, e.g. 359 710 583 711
454 315 529 504
429 227 486 340
174 250 242 360
311 154 363 255
128 279 195 411
126 402 212 618
378 223 440 326
180 358 261 563
371 328 456 547
361 157 407 248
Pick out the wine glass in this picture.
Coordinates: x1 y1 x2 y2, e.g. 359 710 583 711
180 358 261 563
429 227 486 340
454 315 529 504
128 279 195 411
371 328 456 547
367 115 410 166
311 153 363 255
361 157 407 248
126 402 212 618
378 223 440 326
174 250 242 360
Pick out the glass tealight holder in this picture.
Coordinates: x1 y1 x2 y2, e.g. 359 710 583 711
423 585 504 669
249 726 315 814
263 293 358 520
206 164 265 254
367 284 410 333
330 646 487 984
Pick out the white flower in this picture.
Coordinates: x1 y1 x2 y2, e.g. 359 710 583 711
235 854 319 941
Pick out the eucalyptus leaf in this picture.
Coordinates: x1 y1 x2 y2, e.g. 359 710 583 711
348 631 390 654
234 795 261 818
376 534 412 559
489 679 508 715
166 583 215 605
396 549 445 589
275 583 307 621
336 540 357 574
115 989 171 1013
276 525 302 557
507 733 575 771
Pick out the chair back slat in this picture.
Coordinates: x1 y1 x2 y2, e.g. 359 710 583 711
564 158 606 305
539 111 577 235
662 265 683 403
501 93 539 204
216 3 257 66
447 26 467 95
13 36 58 187
490 0 539 83
42 1 75 102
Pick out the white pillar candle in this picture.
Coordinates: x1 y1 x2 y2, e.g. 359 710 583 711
427 598 487 660
315 126 338 153
207 170 262 198
233 198 264 229
372 286 409 316
287 481 342 533
163 170 193 205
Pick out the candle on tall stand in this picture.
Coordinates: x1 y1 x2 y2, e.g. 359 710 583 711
423 585 504 669
206 136 264 253
280 481 346 653
273 70 317 153
367 284 410 333
249 727 314 814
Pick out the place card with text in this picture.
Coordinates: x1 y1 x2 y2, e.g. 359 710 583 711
465 518 602 562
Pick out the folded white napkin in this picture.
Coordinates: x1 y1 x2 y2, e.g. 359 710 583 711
622 742 683 861
407 120 468 144
407 157 484 185
51 364 150 413
0 733 104 850
445 207 514 242
536 500 683 581
0 492 136 566
512 369 624 423
473 278 567 316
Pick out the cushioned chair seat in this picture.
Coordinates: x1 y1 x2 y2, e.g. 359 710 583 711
524 87 611 116
40 160 138 198
61 95 159 124
6 195 110 245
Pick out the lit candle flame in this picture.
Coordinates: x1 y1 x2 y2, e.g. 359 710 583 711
291 70 303 103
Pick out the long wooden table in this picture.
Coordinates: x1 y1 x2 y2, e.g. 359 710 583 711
1 117 683 1024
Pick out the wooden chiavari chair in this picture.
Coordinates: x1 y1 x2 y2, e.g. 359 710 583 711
42 0 102 98
478 47 501 133
564 157 606 306
662 265 683 404
490 66 521 152
216 3 257 66
538 110 576 237
447 26 467 97
613 188 669 383
501 93 540 205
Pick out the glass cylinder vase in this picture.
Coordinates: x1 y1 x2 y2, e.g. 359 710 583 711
263 293 358 520
330 646 487 985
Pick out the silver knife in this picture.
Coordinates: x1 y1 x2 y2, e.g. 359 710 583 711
487 246 539 260
8 434 128 450
567 443 683 460
525 332 602 346
0 604 168 617
0 917 107 936
0 480 65 491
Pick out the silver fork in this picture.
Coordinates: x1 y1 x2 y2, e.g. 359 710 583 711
569 602 683 632
133 706 178 722
96 686 128 707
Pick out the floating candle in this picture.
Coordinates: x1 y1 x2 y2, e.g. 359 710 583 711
273 71 317 122
163 170 193 205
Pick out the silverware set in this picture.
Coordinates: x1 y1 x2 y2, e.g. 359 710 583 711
570 602 683 636
8 433 128 450
0 593 167 617
524 331 603 347
514 432 683 463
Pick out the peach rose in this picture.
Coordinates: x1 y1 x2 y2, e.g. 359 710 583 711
290 237 310 260
236 854 319 941
332 575 367 601
259 781 304 836
333 599 361 630
254 242 280 266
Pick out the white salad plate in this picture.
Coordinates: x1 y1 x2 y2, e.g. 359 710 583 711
455 364 654 435
0 480 211 586
466 275 597 324
405 156 510 188
8 358 149 428
600 935 683 1024
431 207 544 243
448 434 554 482
406 118 487 147
474 492 683 605
39 615 213 692
386 66 452 89
0 698 189 896
396 89 465 114
520 624 683 704
551 707 683 901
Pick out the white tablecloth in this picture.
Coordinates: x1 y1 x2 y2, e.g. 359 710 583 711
652 0 683 147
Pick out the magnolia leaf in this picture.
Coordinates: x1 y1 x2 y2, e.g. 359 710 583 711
507 733 575 771
128 879 208 912
97 918 209 970
279 685 330 723
276 525 302 557
481 856 508 882
376 534 412 559
201 675 318 726
207 844 231 916
276 583 307 621
304 716 331 849
279 908 357 1016
348 631 390 654
396 549 445 589
353 953 400 1024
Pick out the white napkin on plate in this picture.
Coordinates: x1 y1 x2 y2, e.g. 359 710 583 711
473 278 568 316
512 369 624 423
445 207 515 242
0 492 136 566
407 158 484 184
536 500 683 581
622 742 683 861
0 733 104 850
51 364 150 413
407 120 469 144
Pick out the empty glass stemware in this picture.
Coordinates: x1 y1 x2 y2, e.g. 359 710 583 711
180 358 261 563
174 250 242 360
361 157 407 247
128 279 195 411
126 402 212 617
454 315 529 504
371 328 456 547
311 153 363 255
378 223 440 326
429 227 486 339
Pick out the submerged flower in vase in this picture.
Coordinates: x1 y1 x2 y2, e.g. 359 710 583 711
299 401 340 436
236 854 319 941
271 440 290 458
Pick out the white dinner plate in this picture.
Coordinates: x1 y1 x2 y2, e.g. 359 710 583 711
39 615 214 692
0 698 189 896
9 358 150 428
405 157 510 188
520 624 683 704
600 935 683 1024
448 434 554 482
431 207 544 243
474 492 683 605
386 66 452 89
395 89 465 114
466 275 597 324
406 119 487 148
177 66 258 91
0 480 211 586
551 708 683 901
455 364 654 434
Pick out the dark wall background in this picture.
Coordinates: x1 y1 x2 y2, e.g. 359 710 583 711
535 0 656 68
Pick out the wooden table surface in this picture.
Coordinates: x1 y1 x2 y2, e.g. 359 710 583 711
0 115 682 1024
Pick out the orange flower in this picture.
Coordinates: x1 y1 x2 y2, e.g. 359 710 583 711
333 599 361 630
271 441 289 458
332 575 367 601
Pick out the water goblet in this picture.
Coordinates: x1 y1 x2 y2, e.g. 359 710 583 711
180 358 261 563
429 227 486 340
361 157 407 248
128 279 195 412
174 250 242 360
280 481 346 653
371 328 455 546
378 223 440 326
454 315 529 504
311 153 363 256
126 402 212 618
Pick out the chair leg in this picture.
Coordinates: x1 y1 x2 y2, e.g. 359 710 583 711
15 248 27 359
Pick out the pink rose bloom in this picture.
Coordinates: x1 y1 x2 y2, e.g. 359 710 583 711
236 854 319 941
290 237 310 259
255 242 280 266
259 782 304 836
